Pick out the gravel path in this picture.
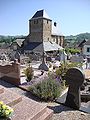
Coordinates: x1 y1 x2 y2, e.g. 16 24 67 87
0 80 90 120
48 102 90 120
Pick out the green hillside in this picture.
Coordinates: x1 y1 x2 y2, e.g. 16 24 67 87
65 32 90 42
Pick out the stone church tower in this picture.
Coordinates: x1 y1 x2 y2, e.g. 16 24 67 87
22 9 64 53
28 9 52 42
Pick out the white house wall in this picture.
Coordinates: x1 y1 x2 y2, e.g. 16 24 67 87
83 45 90 56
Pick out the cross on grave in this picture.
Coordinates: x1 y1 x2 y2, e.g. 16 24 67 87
65 67 84 110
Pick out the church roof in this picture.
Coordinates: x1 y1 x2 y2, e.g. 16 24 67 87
15 39 25 47
33 41 63 52
31 10 51 20
23 42 42 51
52 22 63 36
22 41 63 53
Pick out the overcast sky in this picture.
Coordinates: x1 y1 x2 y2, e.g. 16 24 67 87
0 0 90 36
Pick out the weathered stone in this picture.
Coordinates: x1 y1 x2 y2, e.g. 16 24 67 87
65 67 84 110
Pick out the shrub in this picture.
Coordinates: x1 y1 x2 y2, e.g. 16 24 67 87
29 78 62 101
0 101 13 118
65 48 80 54
24 66 34 82
56 62 82 80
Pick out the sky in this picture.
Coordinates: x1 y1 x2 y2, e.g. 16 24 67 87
0 0 90 36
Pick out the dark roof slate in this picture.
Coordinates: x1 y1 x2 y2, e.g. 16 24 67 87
23 42 42 51
31 10 51 20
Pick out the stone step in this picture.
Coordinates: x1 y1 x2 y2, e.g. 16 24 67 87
0 88 22 107
37 108 53 120
12 97 53 120
0 85 4 94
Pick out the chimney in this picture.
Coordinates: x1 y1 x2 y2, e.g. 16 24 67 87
54 22 57 27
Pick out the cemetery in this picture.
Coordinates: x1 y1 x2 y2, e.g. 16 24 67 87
0 9 90 120
0 49 90 119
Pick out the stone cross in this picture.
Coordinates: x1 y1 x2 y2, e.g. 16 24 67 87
65 67 84 110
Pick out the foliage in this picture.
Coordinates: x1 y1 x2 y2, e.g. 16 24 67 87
24 65 34 82
65 48 80 54
56 62 82 80
29 78 62 101
76 32 90 41
0 35 26 43
0 101 13 118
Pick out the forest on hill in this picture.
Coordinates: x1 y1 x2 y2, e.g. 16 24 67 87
0 35 26 43
65 32 90 42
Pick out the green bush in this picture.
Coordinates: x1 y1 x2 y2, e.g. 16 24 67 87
65 48 80 54
56 62 82 80
24 66 34 82
29 78 62 101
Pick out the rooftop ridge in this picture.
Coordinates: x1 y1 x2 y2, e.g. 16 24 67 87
31 9 51 20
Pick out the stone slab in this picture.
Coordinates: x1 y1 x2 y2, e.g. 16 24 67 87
0 88 22 106
12 97 48 120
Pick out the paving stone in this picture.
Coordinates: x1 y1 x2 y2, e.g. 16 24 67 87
0 88 22 107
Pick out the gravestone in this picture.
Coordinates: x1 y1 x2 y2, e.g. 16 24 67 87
38 52 49 71
65 67 84 109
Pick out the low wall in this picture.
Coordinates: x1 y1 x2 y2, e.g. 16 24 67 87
0 61 21 85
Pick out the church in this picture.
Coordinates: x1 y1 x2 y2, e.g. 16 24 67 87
21 9 64 53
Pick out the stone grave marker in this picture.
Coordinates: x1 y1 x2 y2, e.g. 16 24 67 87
65 67 84 110
56 67 90 113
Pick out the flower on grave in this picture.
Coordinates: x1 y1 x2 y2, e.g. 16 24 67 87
0 101 14 118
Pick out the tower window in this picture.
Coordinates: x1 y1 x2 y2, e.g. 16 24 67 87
47 20 48 24
36 20 38 24
34 20 35 24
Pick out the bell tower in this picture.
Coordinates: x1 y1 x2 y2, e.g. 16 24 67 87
29 10 52 42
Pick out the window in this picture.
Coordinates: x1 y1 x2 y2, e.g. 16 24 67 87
47 20 48 24
34 20 38 24
34 20 35 24
36 20 38 24
56 37 58 44
87 47 90 52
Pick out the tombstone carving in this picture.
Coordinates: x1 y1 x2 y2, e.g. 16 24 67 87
65 67 85 109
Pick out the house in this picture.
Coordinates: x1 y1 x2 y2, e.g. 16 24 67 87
83 40 90 58
22 9 64 53
78 39 87 53
10 39 25 51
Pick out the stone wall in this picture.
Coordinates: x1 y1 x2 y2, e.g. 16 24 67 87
29 18 52 42
43 19 52 41
29 19 43 42
0 60 20 85
51 35 64 47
